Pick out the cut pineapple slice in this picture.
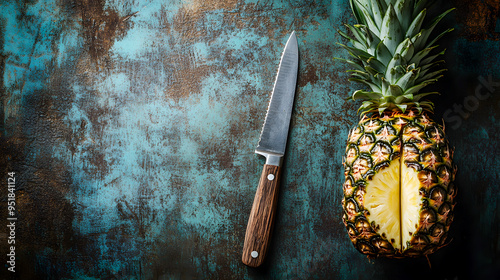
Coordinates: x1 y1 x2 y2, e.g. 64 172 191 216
364 159 401 249
401 163 421 250
364 158 421 251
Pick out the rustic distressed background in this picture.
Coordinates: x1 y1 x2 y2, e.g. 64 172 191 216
0 0 499 279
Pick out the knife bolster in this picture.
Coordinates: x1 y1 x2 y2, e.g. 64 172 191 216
255 151 283 166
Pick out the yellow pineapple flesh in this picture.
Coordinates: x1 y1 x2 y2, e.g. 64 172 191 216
363 158 421 251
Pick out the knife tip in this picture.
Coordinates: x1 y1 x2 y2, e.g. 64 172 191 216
286 31 298 49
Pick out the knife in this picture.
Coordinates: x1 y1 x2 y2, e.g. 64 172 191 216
242 31 299 267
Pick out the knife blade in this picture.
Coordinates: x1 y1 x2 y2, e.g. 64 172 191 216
242 31 299 267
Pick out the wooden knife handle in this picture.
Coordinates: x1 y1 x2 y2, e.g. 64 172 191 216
242 164 281 267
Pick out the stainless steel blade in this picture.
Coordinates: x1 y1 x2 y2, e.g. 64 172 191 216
255 31 299 166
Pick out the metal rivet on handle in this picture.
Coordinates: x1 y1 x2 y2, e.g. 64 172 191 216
267 174 275 181
251 251 259 258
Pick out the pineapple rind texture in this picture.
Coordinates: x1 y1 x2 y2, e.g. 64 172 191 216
342 112 456 258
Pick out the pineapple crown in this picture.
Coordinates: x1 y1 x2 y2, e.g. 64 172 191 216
337 0 454 115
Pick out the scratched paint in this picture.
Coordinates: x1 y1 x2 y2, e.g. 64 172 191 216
1 0 499 279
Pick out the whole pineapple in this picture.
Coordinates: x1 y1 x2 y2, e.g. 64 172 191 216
339 0 457 258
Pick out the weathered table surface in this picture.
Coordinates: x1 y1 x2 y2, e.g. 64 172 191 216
1 0 499 279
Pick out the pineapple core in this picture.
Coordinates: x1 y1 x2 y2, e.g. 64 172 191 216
364 159 421 250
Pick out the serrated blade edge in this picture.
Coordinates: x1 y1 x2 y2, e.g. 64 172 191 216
256 31 299 157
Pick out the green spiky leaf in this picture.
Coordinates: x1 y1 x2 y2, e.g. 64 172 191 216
378 106 388 115
356 0 381 34
394 0 413 30
352 90 383 100
395 93 414 103
388 84 404 96
414 92 439 101
380 4 404 54
370 0 385 26
333 57 365 71
395 69 417 89
350 0 364 24
404 79 437 95
406 8 426 38
410 45 438 66
338 0 454 115
414 8 455 50
396 104 408 112
349 78 382 92
375 41 393 65
346 24 368 48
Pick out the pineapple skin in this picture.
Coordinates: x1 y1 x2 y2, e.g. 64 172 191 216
341 111 456 258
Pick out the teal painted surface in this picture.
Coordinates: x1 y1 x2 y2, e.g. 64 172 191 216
0 0 499 279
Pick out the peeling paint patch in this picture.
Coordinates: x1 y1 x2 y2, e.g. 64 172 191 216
76 0 135 67
452 0 500 41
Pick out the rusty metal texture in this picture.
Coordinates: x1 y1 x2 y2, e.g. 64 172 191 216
0 0 499 279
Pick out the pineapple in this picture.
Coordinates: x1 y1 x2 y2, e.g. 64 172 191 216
338 0 457 258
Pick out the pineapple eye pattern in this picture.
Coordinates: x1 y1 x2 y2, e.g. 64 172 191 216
342 115 456 258
355 218 374 239
403 144 419 163
345 147 358 165
370 142 392 167
349 126 364 143
429 186 447 208
371 237 394 253
430 223 445 239
345 198 360 221
438 202 454 225
363 119 382 133
357 133 376 153
346 223 358 240
418 170 438 190
437 165 452 186
420 149 443 170
410 234 430 251
375 125 397 142
343 177 355 197
403 125 425 143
